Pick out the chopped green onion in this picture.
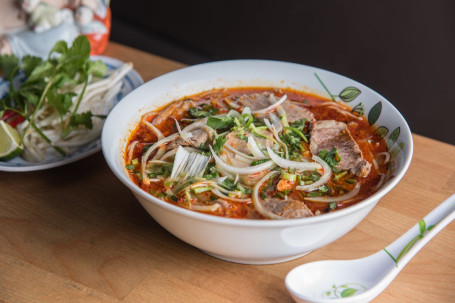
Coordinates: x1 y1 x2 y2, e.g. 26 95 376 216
334 171 348 181
132 158 139 165
241 113 253 128
329 202 337 210
284 126 308 143
192 186 213 194
164 180 173 187
281 172 297 182
345 179 356 184
125 164 135 170
251 159 270 166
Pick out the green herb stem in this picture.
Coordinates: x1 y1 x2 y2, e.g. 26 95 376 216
314 73 336 102
284 126 308 143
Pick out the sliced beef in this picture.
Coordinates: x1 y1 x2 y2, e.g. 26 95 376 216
152 99 195 127
238 92 316 125
167 128 209 150
281 101 316 125
262 198 314 219
237 92 272 111
309 120 371 177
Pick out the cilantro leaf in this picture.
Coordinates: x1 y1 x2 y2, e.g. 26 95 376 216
26 61 54 83
220 178 236 191
70 111 94 129
212 136 227 154
21 56 43 77
47 91 74 116
318 148 341 172
188 104 219 118
85 60 107 77
290 118 307 131
207 116 235 130
0 54 19 79
49 40 68 56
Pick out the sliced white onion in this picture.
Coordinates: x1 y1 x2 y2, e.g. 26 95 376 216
223 144 267 161
227 109 241 118
160 146 198 161
305 182 361 202
211 188 250 203
141 133 180 184
242 106 252 116
252 171 284 219
264 118 288 159
210 146 275 175
268 112 283 133
214 176 228 184
267 147 321 171
127 140 138 163
247 136 266 157
295 155 332 192
152 145 166 160
252 95 287 115
143 120 165 141
224 97 242 110
234 154 253 164
170 146 210 181
174 119 193 142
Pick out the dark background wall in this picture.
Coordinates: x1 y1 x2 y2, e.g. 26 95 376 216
110 0 454 145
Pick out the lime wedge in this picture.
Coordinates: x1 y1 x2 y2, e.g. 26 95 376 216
0 120 24 160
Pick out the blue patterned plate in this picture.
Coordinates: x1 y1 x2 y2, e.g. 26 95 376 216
0 56 143 172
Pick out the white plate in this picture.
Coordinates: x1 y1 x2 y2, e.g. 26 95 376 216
0 56 143 172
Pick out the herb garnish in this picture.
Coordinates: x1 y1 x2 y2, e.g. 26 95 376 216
0 36 107 155
207 116 235 130
188 104 219 118
319 148 341 172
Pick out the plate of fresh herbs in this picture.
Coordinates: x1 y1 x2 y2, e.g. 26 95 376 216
0 36 143 171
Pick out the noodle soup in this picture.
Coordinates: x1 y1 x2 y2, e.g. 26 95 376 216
124 87 389 219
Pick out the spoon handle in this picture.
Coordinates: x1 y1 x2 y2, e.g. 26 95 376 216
383 193 455 270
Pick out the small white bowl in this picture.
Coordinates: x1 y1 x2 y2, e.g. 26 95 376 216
101 60 413 264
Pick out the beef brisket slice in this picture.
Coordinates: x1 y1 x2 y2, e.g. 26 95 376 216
309 120 371 177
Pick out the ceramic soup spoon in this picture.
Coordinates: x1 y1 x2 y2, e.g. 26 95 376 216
285 194 455 303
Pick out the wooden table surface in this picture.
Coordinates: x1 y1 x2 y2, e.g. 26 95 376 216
1 42 454 303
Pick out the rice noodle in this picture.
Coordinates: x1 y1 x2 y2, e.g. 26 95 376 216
18 62 133 162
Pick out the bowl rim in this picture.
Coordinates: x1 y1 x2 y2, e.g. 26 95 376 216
102 59 414 227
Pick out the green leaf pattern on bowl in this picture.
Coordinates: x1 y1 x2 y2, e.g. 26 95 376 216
315 74 406 190
323 283 367 299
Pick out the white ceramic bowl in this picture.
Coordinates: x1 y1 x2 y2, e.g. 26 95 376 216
101 60 413 264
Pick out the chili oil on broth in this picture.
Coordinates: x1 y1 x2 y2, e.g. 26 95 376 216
124 87 389 219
